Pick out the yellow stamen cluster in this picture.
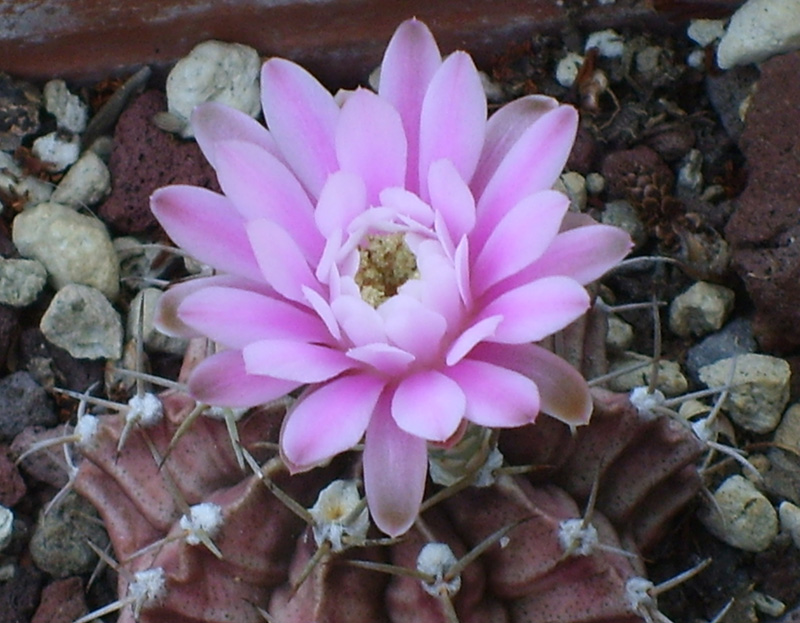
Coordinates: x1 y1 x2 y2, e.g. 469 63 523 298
354 233 419 307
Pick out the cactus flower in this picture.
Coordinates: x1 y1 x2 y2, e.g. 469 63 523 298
152 18 632 536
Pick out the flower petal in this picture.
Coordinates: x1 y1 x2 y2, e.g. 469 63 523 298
214 140 322 261
379 18 441 194
246 219 321 304
391 370 466 441
261 58 339 198
331 295 386 346
347 343 415 376
471 95 559 197
191 102 281 170
472 342 592 426
188 349 300 408
428 159 476 245
364 393 428 536
445 358 539 427
472 190 569 296
151 186 262 282
243 339 354 383
281 374 385 469
445 315 502 366
481 276 590 344
314 171 368 238
475 105 578 240
177 287 329 349
336 88 407 205
419 51 486 198
379 295 447 362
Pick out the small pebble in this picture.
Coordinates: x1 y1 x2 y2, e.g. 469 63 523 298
12 201 120 300
584 172 605 195
687 19 727 47
40 284 123 360
51 151 111 208
0 505 13 551
698 354 790 433
779 501 800 549
606 355 688 396
556 171 587 212
669 281 735 338
600 200 647 249
43 80 88 134
164 40 261 138
676 148 704 195
31 132 80 172
685 316 756 380
686 49 707 70
31 576 88 623
10 425 71 489
555 52 585 87
0 371 56 442
29 491 109 578
717 0 800 69
606 315 634 352
0 152 53 210
0 258 48 306
128 287 188 355
585 30 625 58
701 474 778 552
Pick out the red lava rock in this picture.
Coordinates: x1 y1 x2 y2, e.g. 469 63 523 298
0 303 18 372
0 565 43 623
11 425 71 489
0 443 26 506
31 577 88 623
724 51 800 353
100 90 220 235
601 145 675 201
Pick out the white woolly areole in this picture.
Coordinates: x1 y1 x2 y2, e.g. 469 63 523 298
126 393 163 426
74 415 99 448
626 576 656 614
180 503 224 545
129 567 167 609
204 406 249 422
629 386 666 419
558 518 600 556
309 480 369 551
417 542 462 598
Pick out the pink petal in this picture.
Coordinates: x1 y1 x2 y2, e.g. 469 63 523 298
472 342 592 426
379 295 447 363
445 315 502 366
379 18 442 194
409 241 464 326
281 374 385 469
188 350 300 408
303 285 341 341
391 370 465 441
191 102 281 169
177 287 329 349
314 171 368 238
246 219 321 304
261 58 339 198
471 95 559 197
378 187 434 227
472 190 569 296
364 393 428 536
445 358 539 427
428 159 476 245
480 276 590 344
454 237 472 307
214 140 322 261
346 343 415 376
475 105 578 240
242 339 354 383
336 88 407 205
419 51 486 198
151 186 262 282
331 295 386 347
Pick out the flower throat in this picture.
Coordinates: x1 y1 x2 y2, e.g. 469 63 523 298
354 233 419 307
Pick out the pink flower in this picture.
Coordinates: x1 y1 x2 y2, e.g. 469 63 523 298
152 19 632 536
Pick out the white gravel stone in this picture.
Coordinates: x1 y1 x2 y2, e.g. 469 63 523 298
585 172 605 195
717 0 800 69
12 202 119 300
556 172 587 212
556 52 585 87
0 152 54 209
701 475 777 552
165 40 261 138
585 30 625 58
40 284 123 360
43 79 88 134
779 501 800 550
687 19 726 47
0 258 48 306
51 151 111 208
0 505 13 552
127 288 188 355
607 355 688 396
698 354 790 433
31 132 80 172
606 315 634 352
669 281 735 337
677 148 704 195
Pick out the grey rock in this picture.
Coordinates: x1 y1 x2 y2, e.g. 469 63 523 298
699 354 791 433
40 284 123 360
0 372 56 442
686 317 756 381
51 151 111 208
601 200 647 249
12 202 119 300
0 258 47 306
700 475 778 552
29 491 109 578
0 505 13 551
765 403 800 504
779 501 800 549
606 355 688 396
127 287 188 355
43 80 88 134
669 281 735 338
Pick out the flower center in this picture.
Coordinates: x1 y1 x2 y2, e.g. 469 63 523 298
354 233 419 307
